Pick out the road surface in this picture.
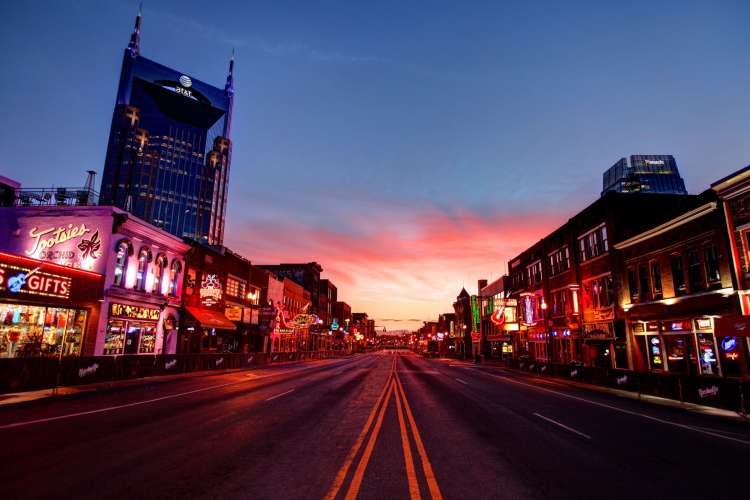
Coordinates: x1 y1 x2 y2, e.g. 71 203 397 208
1 351 748 499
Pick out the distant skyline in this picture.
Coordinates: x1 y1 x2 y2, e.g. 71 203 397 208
2 0 748 331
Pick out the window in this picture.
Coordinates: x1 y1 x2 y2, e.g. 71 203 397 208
584 275 614 309
638 264 651 302
152 255 167 295
628 268 639 303
526 261 543 286
578 224 608 262
548 246 570 276
671 254 686 296
226 276 247 298
113 240 131 287
168 259 182 297
550 289 568 317
704 245 720 283
135 247 151 291
650 260 662 299
687 249 703 292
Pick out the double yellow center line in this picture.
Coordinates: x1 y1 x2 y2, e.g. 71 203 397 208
324 354 443 500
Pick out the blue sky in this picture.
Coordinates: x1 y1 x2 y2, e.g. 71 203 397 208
1 0 748 330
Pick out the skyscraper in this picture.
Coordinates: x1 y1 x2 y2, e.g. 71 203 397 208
601 155 688 196
99 7 234 245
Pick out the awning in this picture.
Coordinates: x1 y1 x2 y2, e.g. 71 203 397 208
185 307 237 330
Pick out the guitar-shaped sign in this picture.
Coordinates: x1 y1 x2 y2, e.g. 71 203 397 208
7 266 42 293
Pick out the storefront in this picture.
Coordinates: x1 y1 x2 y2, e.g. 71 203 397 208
102 302 161 355
632 318 723 376
182 306 238 353
0 251 103 358
582 321 617 368
713 315 750 378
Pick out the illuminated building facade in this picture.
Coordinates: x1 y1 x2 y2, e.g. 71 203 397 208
0 205 189 356
602 155 687 196
99 8 234 245
615 191 738 376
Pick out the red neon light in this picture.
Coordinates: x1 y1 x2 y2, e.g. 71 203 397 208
490 307 506 326
0 251 103 279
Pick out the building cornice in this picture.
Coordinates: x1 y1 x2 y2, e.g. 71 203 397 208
614 202 717 250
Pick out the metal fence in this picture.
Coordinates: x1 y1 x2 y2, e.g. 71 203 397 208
13 187 99 207
0 351 346 394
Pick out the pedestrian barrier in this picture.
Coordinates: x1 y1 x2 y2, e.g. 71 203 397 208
501 358 750 414
0 351 349 394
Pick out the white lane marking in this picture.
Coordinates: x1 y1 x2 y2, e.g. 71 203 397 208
0 380 241 430
489 373 750 446
454 377 469 385
264 388 295 402
0 358 357 430
533 412 592 440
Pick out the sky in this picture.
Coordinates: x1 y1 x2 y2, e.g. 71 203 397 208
1 0 748 332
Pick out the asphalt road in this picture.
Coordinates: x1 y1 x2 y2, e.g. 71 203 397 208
1 351 749 499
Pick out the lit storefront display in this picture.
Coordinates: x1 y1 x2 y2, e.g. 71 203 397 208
0 251 103 358
103 303 160 355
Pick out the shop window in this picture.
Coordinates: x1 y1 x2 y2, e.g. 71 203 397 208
614 343 629 369
168 259 182 297
718 336 745 377
152 255 168 295
113 240 131 287
638 264 651 302
697 333 719 375
647 335 664 369
104 319 126 355
664 336 689 373
704 245 721 284
670 254 686 296
0 305 86 358
687 249 704 293
650 260 663 299
627 268 639 303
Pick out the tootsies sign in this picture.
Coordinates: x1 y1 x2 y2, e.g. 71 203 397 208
0 254 72 299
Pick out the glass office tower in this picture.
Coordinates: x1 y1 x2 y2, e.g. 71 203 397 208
602 155 687 196
99 8 234 245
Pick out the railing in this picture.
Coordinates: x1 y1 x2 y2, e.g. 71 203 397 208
0 351 349 394
505 358 749 414
14 187 99 207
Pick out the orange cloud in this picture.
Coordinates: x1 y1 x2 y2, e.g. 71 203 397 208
226 204 563 332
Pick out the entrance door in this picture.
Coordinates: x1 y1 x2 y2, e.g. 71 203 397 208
124 323 141 354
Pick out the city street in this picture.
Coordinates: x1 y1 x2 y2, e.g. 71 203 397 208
1 351 749 499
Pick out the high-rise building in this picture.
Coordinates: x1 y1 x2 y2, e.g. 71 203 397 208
99 7 234 245
602 155 687 196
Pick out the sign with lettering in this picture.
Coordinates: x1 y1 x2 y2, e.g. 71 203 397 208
110 302 160 321
0 260 72 299
0 213 112 273
225 305 242 322
200 274 223 307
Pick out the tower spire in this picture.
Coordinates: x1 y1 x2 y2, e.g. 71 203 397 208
225 48 235 94
127 2 143 57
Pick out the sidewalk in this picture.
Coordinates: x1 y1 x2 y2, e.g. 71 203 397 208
0 358 328 408
443 357 750 422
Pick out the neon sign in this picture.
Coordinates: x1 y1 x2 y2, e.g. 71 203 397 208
0 262 71 299
27 223 91 257
200 274 223 307
721 336 737 352
110 302 160 321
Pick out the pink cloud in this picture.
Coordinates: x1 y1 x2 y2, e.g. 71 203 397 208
226 204 563 331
